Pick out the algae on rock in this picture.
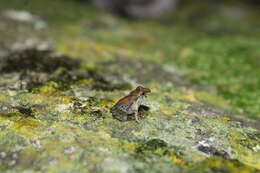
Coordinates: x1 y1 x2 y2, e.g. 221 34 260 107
0 0 260 173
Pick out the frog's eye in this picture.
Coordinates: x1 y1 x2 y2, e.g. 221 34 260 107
141 92 147 96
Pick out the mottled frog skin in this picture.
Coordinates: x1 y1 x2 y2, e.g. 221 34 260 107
111 86 151 122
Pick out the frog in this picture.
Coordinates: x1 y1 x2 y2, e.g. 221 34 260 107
111 86 151 122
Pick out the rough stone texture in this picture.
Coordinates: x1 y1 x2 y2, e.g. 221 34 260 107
0 42 259 172
0 1 259 173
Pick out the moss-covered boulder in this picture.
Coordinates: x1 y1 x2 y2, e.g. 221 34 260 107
0 0 259 172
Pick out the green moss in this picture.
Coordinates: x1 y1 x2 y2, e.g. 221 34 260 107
229 131 260 169
35 81 60 95
0 0 259 172
187 157 258 173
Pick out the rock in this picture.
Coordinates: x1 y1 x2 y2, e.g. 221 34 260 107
64 146 76 155
12 105 35 118
90 0 178 18
0 1 259 172
136 139 168 153
2 10 37 23
197 145 230 159
1 10 46 30
0 45 80 74
195 129 210 138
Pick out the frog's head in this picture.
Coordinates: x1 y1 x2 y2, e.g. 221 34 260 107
131 86 151 97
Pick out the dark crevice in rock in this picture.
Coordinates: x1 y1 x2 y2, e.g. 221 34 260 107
197 145 230 159
0 46 82 91
12 105 35 118
136 139 168 153
0 46 132 92
0 103 40 119
134 139 184 163
90 110 104 119
0 47 80 74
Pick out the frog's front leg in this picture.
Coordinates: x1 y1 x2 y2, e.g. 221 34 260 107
131 101 140 122
133 111 140 122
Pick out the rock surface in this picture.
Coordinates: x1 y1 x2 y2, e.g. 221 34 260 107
0 1 259 173
90 0 178 18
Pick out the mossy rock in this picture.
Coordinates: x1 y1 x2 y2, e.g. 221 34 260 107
0 0 259 172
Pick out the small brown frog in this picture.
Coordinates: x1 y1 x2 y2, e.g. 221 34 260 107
111 86 151 122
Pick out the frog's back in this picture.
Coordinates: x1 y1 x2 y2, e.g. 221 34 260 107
111 95 136 114
111 95 139 121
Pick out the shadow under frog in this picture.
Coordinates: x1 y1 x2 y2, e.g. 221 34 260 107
111 86 151 122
